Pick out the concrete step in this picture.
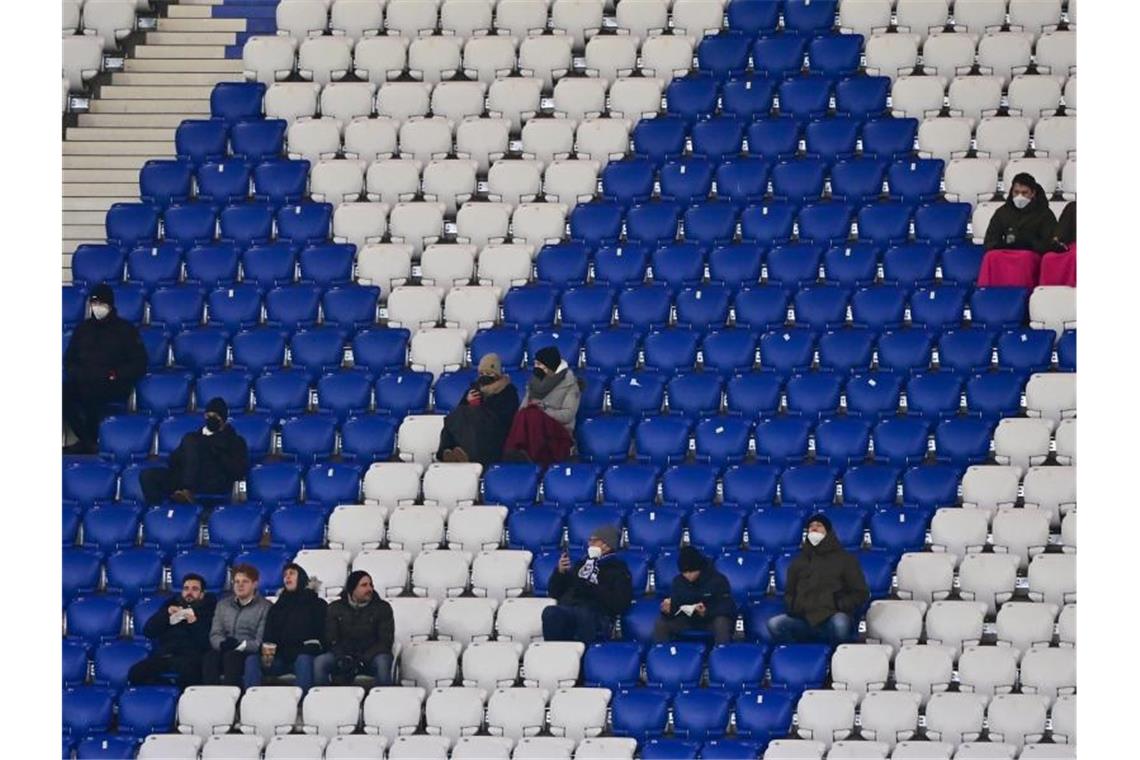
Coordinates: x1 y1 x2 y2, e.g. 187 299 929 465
64 168 142 183
63 224 111 240
66 127 178 141
90 99 212 114
63 183 140 198
99 85 217 100
63 141 175 156
147 31 238 45
181 0 228 5
111 72 237 86
64 211 113 226
134 45 229 60
64 239 100 255
125 58 244 73
79 113 198 128
168 6 213 18
64 155 150 170
157 18 247 33
64 198 132 211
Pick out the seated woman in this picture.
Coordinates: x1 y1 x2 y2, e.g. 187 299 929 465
978 173 1059 287
503 346 581 465
1040 200 1076 286
437 353 520 465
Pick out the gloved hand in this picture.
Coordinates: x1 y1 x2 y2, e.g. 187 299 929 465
220 637 240 652
332 654 362 684
301 640 323 656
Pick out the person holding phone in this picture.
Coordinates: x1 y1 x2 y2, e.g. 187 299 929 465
542 525 633 643
653 546 737 644
437 353 520 465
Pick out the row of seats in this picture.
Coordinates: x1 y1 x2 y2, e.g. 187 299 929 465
838 0 1075 41
860 29 1075 84
917 114 1074 165
62 0 135 50
890 71 1076 124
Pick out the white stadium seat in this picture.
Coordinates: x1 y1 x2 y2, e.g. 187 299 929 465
301 686 365 738
277 0 328 42
892 644 955 705
584 35 640 83
976 116 1032 165
944 158 1001 205
64 35 105 91
826 740 890 758
64 0 81 35
244 36 298 84
1008 75 1063 123
345 117 399 161
995 601 1059 654
917 117 973 163
519 35 574 89
923 692 987 745
365 158 420 206
522 641 584 693
328 505 387 558
387 506 446 555
522 119 577 165
573 737 637 759
896 0 951 40
953 0 1008 36
1028 553 1077 607
1035 115 1077 159
138 735 203 760
333 202 388 251
444 286 501 340
1024 372 1077 425
951 742 1018 759
829 643 891 696
293 550 352 598
551 0 604 48
264 734 328 759
354 36 410 82
385 0 440 38
461 641 523 692
923 600 987 658
412 549 472 599
311 159 367 205
456 117 511 175
960 465 1020 513
488 159 543 207
398 117 453 164
478 244 535 294
1009 0 1063 38
948 76 1004 125
352 549 412 597
609 77 666 121
299 36 354 84
375 82 432 121
513 737 577 760
795 689 858 746
424 686 488 741
544 160 601 211
495 0 549 41
83 0 136 50
420 243 477 293
1061 158 1076 199
432 81 489 124
991 508 1050 570
177 685 241 736
321 82 376 124
457 203 513 248
957 553 1020 615
863 600 925 654
1037 29 1076 76
330 0 384 41
891 742 954 760
452 737 514 760
362 461 422 506
970 201 1004 243
512 203 570 250
762 740 826 759
363 686 425 741
265 82 321 123
1061 510 1076 551
895 552 956 604
423 462 483 510
463 36 519 84
389 597 439 643
957 644 1020 698
640 35 695 79
386 285 443 331
976 32 1033 87
487 687 550 741
552 78 607 122
857 690 922 748
891 76 946 120
1054 418 1076 465
496 597 556 647
201 735 265 760
407 36 463 83
992 418 1053 471
487 77 544 132
447 505 507 553
422 160 478 215
864 33 920 79
436 597 498 645
1052 694 1076 744
387 735 451 760
441 0 493 38
548 688 610 741
388 202 446 255
399 641 463 689
839 0 892 39
472 549 533 599
615 0 668 40
670 0 726 38
326 735 387 759
1022 465 1075 526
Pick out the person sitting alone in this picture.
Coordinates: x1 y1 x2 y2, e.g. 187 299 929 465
247 563 327 693
983 172 1059 254
542 525 633 643
140 397 249 505
653 546 737 645
437 353 520 464
767 514 869 645
315 571 395 686
503 346 581 464
128 573 216 690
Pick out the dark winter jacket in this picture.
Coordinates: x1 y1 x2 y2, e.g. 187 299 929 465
325 592 394 663
170 424 250 495
445 378 520 464
784 524 869 627
64 306 147 389
1055 200 1076 246
667 565 737 621
263 565 328 662
142 592 217 657
984 180 1059 253
547 553 634 619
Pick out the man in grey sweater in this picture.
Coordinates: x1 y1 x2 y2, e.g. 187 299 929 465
203 563 272 687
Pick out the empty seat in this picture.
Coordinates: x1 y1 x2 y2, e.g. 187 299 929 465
1025 372 1077 425
957 644 1020 698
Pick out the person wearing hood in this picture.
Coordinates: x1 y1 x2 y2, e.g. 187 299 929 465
63 283 147 454
542 525 633 643
768 514 869 644
1040 199 1077 287
983 173 1059 254
653 546 737 644
140 397 250 505
128 573 217 689
245 563 327 692
315 571 395 686
502 345 580 464
204 563 272 686
437 353 520 465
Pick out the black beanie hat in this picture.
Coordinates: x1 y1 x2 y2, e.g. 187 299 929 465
535 346 561 370
282 562 311 594
89 283 115 307
679 546 706 573
205 397 229 421
343 570 372 600
805 512 834 533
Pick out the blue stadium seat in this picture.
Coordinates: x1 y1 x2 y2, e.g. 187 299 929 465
857 202 913 246
352 328 410 374
938 329 994 374
641 329 698 375
734 286 789 332
781 465 838 508
862 117 918 160
741 202 798 247
785 371 844 418
72 245 127 288
907 371 964 419
835 75 890 119
195 159 252 207
601 464 660 509
646 642 706 689
594 243 650 288
483 464 541 509
815 418 871 465
63 548 103 601
626 507 685 554
430 370 474 414
809 33 863 77
869 507 929 554
915 202 971 245
63 460 119 505
876 328 934 373
323 285 380 332
965 372 1025 420
743 599 789 645
232 328 288 373
747 507 808 552
275 202 331 247
611 689 671 741
117 462 161 505
882 243 938 288
252 161 311 208
63 285 88 329
784 0 837 34
818 328 876 372
207 505 264 553
176 119 228 165
106 203 160 250
299 244 355 287
715 156 771 209
1057 329 1076 371
240 242 296 289
667 372 723 423
117 686 179 736
63 686 117 737
340 414 397 463
940 243 985 285
584 328 640 374
684 202 741 251
692 116 747 163
935 417 994 466
278 414 338 463
699 32 752 79
622 547 652 596
82 505 140 554
506 508 563 551
616 285 672 333
372 370 432 416
292 328 347 381
210 82 266 126
66 596 125 645
105 548 165 601
701 329 758 374
797 202 855 245
530 550 561 596
689 507 748 553
206 284 262 335
141 504 201 558
583 642 642 689
673 689 734 742
970 286 1028 331
746 119 802 164
503 285 558 331
570 199 625 250
578 416 635 464
632 116 689 166
758 328 816 372
610 371 667 417
270 505 327 552
98 415 156 463
771 158 827 204
850 286 908 330
778 75 832 119
640 740 701 760
64 503 82 547
316 371 371 421
230 118 287 164
844 371 903 419
219 202 275 248
707 242 764 288
769 642 832 692
264 284 322 332
230 412 275 460
754 417 813 464
149 287 205 334
902 464 962 509
726 0 781 34
764 241 823 287
995 328 1053 378
793 285 849 332
247 462 304 505
751 34 807 79
660 158 715 206
542 463 601 510
830 157 889 206
715 366 780 416
888 158 944 203
665 74 720 124
694 416 753 466
859 549 901 598
734 689 797 743
567 506 624 551
233 549 291 591
873 418 931 466
126 243 181 292
661 463 719 507
842 464 901 508
702 741 763 760
904 283 966 329
93 639 151 691
110 283 147 323
63 639 88 686
707 643 767 692
602 158 656 207
138 328 169 372
714 550 771 602
171 549 230 593
804 117 860 162
627 201 682 248
651 243 704 293
561 286 616 333
254 369 310 420
535 242 590 290
171 327 228 373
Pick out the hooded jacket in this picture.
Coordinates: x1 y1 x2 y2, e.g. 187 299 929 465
170 423 250 495
64 303 147 389
325 591 395 663
667 562 737 621
142 592 217 657
1055 200 1076 246
547 552 634 619
209 592 272 651
263 564 328 662
983 179 1059 253
784 516 869 627
523 362 581 432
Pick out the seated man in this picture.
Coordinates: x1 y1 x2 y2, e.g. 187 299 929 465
203 564 272 687
504 346 581 465
63 283 147 454
246 563 327 693
542 525 633 643
315 571 395 686
140 397 249 505
653 546 737 645
437 353 520 465
983 172 1059 254
128 573 216 689
768 514 869 645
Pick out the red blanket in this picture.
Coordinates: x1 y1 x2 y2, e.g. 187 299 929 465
1040 244 1077 287
503 405 574 465
977 248 1042 288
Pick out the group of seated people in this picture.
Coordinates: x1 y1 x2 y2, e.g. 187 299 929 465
980 171 1077 288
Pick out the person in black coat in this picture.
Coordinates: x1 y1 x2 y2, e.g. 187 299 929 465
245 563 327 693
1054 200 1076 247
542 525 633 643
983 172 1060 253
63 283 147 454
314 571 396 686
653 546 738 644
437 353 521 465
140 397 249 505
128 573 216 689
768 513 869 644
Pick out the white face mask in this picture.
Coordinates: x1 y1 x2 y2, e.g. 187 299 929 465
1011 195 1031 210
586 545 602 559
806 531 825 547
91 303 111 320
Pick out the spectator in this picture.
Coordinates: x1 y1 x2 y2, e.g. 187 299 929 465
653 547 737 645
203 564 272 687
63 283 147 454
140 397 249 505
542 525 633 643
503 346 581 464
1040 199 1078 287
768 514 868 645
128 573 216 689
246 563 327 693
983 173 1059 254
315 571 395 686
1054 200 1077 247
437 353 520 465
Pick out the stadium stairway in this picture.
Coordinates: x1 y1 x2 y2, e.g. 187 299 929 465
63 0 273 280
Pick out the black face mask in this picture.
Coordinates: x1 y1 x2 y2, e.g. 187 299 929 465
477 375 497 387
205 416 224 433
533 367 547 379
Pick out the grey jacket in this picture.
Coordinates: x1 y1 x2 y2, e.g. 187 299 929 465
523 368 581 432
209 593 272 651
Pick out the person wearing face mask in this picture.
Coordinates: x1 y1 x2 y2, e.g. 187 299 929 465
436 353 520 464
139 397 250 505
204 564 272 686
128 573 217 690
315 571 395 686
502 345 581 464
246 563 327 693
542 525 633 643
653 546 737 645
63 283 147 454
767 514 869 645
983 173 1059 254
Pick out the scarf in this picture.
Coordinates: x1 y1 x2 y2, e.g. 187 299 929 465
527 360 569 400
479 375 510 397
